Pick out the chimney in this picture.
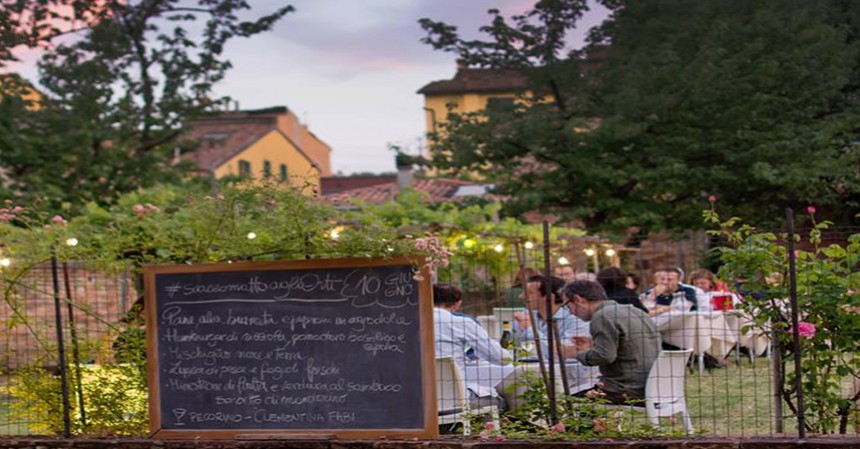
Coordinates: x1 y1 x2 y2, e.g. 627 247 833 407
396 163 413 190
395 154 413 190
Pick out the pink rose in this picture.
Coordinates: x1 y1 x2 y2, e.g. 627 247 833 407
550 422 566 432
708 195 717 202
493 436 506 442
806 206 816 215
592 417 607 433
51 215 67 227
10 206 24 214
794 321 816 339
484 421 495 431
478 432 489 441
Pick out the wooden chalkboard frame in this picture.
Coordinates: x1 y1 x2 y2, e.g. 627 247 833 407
144 256 437 440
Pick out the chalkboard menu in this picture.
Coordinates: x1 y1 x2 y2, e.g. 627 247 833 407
144 257 436 439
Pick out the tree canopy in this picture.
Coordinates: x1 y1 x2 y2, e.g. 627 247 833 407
0 0 292 214
420 0 860 234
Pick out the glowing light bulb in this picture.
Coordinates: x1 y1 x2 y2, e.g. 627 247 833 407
605 248 616 257
462 238 476 249
558 256 570 265
247 232 257 240
65 238 78 247
524 241 534 249
493 244 504 253
584 248 595 257
0 258 11 267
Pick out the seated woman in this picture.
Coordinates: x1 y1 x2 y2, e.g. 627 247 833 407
597 267 648 313
690 268 741 310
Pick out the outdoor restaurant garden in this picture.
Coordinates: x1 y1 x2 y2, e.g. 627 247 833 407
0 181 857 442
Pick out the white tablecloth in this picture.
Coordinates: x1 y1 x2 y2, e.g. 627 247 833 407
652 311 737 358
463 360 515 393
724 311 771 356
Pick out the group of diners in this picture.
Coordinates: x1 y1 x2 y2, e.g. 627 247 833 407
433 270 663 412
433 264 744 413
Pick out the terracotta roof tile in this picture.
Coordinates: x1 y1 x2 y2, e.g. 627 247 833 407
320 175 396 195
180 118 274 170
417 68 529 96
321 178 495 206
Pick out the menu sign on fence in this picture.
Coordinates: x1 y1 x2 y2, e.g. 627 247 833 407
144 257 436 439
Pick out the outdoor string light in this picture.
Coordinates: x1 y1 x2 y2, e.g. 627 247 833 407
605 248 616 257
524 241 534 249
65 237 78 247
493 244 504 253
584 248 596 257
558 256 570 265
0 258 10 267
247 232 257 240
462 238 476 249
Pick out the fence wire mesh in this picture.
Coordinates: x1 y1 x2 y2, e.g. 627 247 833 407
0 223 858 439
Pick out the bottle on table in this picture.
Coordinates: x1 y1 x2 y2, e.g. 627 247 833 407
500 320 514 350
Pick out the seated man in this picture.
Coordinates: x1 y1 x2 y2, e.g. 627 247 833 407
553 264 576 284
561 280 661 405
433 283 511 409
512 275 590 356
498 276 594 410
642 267 698 315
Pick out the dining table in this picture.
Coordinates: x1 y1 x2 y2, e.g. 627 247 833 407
651 310 738 372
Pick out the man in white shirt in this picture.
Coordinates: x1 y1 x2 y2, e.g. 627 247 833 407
433 283 511 409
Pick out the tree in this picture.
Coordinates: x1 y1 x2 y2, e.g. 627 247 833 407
420 0 860 234
0 0 292 214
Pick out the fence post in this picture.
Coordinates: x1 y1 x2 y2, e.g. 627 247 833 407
541 221 558 424
785 208 806 437
62 261 87 429
50 248 72 438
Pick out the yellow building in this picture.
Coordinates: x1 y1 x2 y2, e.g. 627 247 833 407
417 65 530 146
0 74 42 109
181 107 332 194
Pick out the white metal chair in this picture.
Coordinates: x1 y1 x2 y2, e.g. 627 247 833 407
643 349 694 433
586 349 694 434
435 356 499 435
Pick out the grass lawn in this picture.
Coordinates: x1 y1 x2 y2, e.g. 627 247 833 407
685 357 791 436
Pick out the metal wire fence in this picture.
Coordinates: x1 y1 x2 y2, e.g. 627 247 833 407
1 219 859 439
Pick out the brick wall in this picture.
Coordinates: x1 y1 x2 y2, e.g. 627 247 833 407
0 262 137 369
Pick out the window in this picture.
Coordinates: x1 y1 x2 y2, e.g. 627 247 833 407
263 160 272 178
279 163 288 182
486 97 515 113
238 160 251 177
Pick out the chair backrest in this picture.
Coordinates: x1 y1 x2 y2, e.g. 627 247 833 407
645 349 693 403
435 356 467 413
476 315 501 340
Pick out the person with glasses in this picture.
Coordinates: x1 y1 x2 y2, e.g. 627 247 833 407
560 280 661 405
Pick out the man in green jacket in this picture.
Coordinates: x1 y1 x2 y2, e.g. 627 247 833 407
560 280 662 405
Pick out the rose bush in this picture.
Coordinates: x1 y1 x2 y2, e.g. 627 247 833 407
705 206 860 434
